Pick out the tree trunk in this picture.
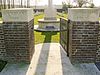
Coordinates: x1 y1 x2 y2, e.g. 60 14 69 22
21 0 23 8
79 3 83 7
12 0 14 8
27 0 30 8
0 0 3 10
7 0 11 9
3 0 6 9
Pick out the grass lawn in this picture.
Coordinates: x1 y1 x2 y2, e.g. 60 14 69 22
57 12 68 19
34 31 60 44
34 13 45 25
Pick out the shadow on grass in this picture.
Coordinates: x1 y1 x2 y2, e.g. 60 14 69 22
34 30 60 44
41 31 58 43
0 60 7 72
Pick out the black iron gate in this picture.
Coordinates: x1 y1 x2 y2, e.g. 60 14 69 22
60 18 69 56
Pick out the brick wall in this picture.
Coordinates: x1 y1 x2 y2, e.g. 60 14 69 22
0 25 6 60
96 23 100 62
0 19 34 63
69 21 99 63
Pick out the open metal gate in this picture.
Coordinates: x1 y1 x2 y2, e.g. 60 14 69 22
60 18 69 56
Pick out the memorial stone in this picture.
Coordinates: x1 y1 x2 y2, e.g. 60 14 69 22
38 0 60 31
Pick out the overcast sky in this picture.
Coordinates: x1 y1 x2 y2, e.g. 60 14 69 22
15 0 100 6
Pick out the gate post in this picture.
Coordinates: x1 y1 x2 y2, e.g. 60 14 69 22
68 8 99 63
1 8 34 63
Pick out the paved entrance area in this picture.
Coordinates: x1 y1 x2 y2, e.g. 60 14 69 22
0 43 100 75
26 43 100 75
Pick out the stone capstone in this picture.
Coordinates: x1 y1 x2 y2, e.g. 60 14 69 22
68 8 99 22
2 8 34 22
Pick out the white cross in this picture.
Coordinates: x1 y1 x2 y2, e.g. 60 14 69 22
48 0 52 7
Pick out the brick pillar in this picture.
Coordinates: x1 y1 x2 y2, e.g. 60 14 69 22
68 8 99 63
0 25 6 60
2 8 34 63
96 24 100 62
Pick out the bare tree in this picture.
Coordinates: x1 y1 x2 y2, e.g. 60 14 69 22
66 0 71 5
74 0 93 7
7 0 11 9
12 0 14 8
23 0 26 7
27 0 30 8
18 0 20 8
0 0 3 10
20 0 23 8
3 0 7 9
